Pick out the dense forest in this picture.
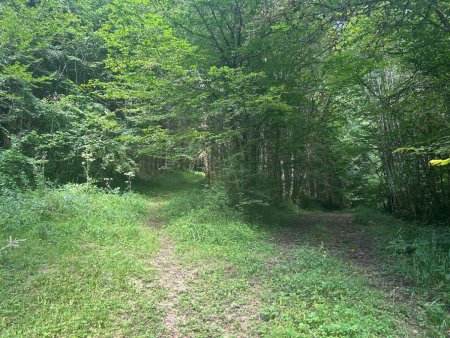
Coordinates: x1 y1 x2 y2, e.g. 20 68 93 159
1 0 448 220
0 0 449 336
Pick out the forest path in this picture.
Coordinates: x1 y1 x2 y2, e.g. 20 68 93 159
144 199 196 337
138 167 427 338
149 212 413 337
150 230 264 337
274 212 411 286
268 212 422 335
274 212 380 269
153 234 193 337
272 211 420 320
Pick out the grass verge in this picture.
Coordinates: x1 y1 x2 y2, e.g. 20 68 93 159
0 185 162 337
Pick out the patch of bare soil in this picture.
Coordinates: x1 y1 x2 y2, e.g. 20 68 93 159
146 203 194 336
148 216 262 337
153 235 193 337
275 212 387 270
153 240 264 337
224 279 264 337
273 212 418 296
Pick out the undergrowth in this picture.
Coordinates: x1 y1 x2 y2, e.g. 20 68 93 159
354 206 449 333
354 206 449 288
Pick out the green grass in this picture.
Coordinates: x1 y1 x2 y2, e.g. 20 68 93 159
163 201 432 336
1 173 448 337
260 247 411 337
0 185 163 337
353 206 449 291
352 206 450 335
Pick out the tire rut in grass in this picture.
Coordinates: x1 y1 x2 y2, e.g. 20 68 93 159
153 238 264 337
274 212 415 287
154 235 193 337
274 213 386 270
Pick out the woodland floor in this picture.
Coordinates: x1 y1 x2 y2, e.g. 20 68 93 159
0 174 448 337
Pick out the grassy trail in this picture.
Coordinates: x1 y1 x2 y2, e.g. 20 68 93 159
156 212 422 337
0 173 448 337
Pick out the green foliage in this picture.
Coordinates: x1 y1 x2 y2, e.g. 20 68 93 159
321 0 450 220
0 184 145 233
0 148 36 191
430 158 450 167
354 206 449 302
260 247 410 337
353 206 403 227
163 177 255 244
388 227 450 289
1 0 447 220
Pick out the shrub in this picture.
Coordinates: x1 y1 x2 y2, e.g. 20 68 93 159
0 148 36 191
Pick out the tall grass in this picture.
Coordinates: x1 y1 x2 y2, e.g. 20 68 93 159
354 206 449 289
0 185 161 336
353 206 449 334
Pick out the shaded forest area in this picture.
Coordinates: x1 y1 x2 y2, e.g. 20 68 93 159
1 0 448 221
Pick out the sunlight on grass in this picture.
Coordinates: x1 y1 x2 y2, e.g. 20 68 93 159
1 173 448 337
0 186 162 336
